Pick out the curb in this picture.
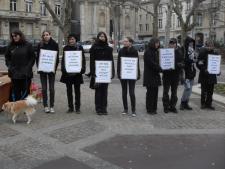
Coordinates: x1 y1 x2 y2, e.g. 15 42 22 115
192 83 225 106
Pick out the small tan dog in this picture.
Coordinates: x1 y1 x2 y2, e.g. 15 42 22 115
2 95 37 124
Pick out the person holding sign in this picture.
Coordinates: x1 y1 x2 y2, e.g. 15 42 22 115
36 30 59 113
162 38 184 113
89 32 115 115
117 37 140 117
60 34 86 113
5 30 35 101
143 38 162 115
196 39 220 110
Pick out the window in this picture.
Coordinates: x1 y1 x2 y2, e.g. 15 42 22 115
158 5 163 14
99 12 106 27
55 4 61 16
26 23 33 38
196 14 202 27
146 24 149 31
10 0 17 11
25 0 32 13
139 24 143 32
177 17 181 27
139 15 142 21
186 0 191 11
158 19 162 29
40 2 47 16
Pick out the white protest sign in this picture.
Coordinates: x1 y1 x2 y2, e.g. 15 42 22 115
95 61 112 83
121 57 138 80
65 51 82 73
160 48 175 70
207 54 221 74
38 49 57 73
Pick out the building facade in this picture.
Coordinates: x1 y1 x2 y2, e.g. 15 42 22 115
0 0 63 40
138 0 225 45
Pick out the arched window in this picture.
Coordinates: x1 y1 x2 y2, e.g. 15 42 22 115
125 15 130 29
99 12 106 27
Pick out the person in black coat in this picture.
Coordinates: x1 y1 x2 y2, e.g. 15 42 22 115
117 37 140 116
196 40 220 110
180 37 196 110
89 31 115 115
5 29 35 101
60 34 86 113
162 38 184 113
143 38 162 115
36 30 59 113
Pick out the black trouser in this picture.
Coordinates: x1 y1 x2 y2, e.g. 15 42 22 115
120 80 136 111
11 78 31 101
201 83 214 106
146 86 158 112
95 84 108 112
162 80 179 109
40 73 55 107
66 83 81 110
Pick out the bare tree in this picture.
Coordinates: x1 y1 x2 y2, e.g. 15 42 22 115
172 0 206 46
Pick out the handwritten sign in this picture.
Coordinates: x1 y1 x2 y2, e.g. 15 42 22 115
121 57 138 80
65 51 82 73
38 49 57 73
207 54 221 74
95 61 112 83
160 48 175 70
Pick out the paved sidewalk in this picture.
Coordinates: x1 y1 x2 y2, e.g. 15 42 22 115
0 56 225 169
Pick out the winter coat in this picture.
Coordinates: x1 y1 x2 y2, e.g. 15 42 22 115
5 41 35 79
117 46 140 80
196 47 218 84
89 42 115 89
184 37 196 80
162 47 184 83
36 38 59 74
143 47 162 87
60 45 86 84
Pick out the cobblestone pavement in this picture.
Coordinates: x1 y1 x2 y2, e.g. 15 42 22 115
0 55 225 169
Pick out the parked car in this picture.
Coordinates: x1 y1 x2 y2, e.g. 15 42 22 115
27 39 40 52
81 41 92 53
0 39 9 54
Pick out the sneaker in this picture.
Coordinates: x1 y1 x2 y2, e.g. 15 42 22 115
50 107 55 113
122 109 128 115
132 113 136 117
44 107 50 113
76 109 81 114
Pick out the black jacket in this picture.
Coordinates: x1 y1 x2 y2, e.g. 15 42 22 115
117 46 140 80
143 47 162 87
184 37 196 80
196 47 218 84
36 38 59 74
89 42 115 89
60 45 86 84
5 41 35 79
162 47 184 82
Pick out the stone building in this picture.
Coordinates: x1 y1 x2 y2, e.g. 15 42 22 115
0 0 63 40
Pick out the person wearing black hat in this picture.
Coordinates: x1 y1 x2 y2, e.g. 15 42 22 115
180 37 196 110
162 38 184 113
60 34 86 113
196 39 220 110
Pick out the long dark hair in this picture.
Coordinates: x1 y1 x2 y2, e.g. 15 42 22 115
148 38 160 49
10 29 26 45
96 31 108 44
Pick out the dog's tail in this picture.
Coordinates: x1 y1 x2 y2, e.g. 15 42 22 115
25 95 38 106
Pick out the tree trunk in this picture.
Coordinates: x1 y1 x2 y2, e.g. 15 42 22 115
152 4 158 38
165 0 172 47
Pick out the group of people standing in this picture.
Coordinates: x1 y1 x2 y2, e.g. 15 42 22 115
4 29 220 117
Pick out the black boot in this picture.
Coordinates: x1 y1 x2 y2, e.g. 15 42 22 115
180 101 186 110
184 102 192 110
